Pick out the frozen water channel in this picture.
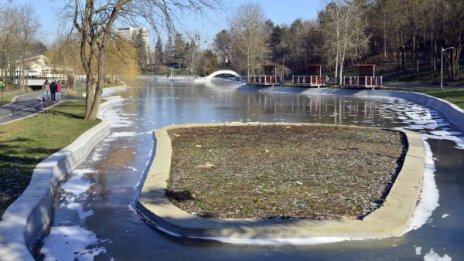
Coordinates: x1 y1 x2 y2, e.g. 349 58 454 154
34 78 463 260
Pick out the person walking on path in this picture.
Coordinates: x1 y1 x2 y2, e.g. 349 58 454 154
50 81 57 102
56 81 62 102
42 80 50 102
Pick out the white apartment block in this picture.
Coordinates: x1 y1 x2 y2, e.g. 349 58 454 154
118 27 149 49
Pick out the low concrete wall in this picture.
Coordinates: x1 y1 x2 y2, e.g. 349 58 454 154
102 85 128 97
81 84 128 98
0 98 122 261
259 87 464 132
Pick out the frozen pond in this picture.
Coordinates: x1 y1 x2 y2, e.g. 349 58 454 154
35 78 463 260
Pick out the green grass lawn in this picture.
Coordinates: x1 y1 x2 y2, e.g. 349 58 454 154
0 101 99 215
418 89 464 109
0 89 37 105
0 91 17 105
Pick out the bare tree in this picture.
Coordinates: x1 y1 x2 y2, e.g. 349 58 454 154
0 3 39 89
228 3 270 76
68 0 221 120
319 0 369 84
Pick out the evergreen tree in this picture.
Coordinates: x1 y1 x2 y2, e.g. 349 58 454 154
134 30 149 70
174 33 186 68
164 35 175 66
153 36 164 66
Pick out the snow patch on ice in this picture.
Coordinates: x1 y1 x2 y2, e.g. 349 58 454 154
109 131 137 138
423 134 464 150
423 249 452 261
102 107 133 128
40 226 106 261
407 141 440 231
64 202 94 220
72 168 96 176
61 175 92 198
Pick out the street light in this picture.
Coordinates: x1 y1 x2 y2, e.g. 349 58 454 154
441 46 454 90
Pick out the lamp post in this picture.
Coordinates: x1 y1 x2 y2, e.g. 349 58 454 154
441 46 454 90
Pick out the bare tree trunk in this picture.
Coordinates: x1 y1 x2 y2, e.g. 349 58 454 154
87 48 105 119
84 74 96 119
397 48 401 76
416 59 420 80
67 72 76 94
451 45 462 81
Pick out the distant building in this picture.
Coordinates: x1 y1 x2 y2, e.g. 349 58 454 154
118 27 150 58
15 55 52 77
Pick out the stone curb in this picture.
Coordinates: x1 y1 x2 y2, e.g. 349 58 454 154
0 96 123 261
82 84 128 98
137 123 425 244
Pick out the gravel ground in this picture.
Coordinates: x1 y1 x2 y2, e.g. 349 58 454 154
167 125 406 220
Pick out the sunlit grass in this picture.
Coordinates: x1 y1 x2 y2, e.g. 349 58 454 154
0 101 99 215
418 89 464 109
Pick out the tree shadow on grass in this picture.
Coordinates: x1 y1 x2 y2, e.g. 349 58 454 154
49 110 84 120
0 142 56 215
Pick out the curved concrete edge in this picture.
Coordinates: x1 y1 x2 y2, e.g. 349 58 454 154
102 85 128 97
260 87 464 132
137 123 425 244
0 98 122 261
81 84 128 98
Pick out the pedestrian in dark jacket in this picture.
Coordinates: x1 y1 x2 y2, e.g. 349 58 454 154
50 81 57 102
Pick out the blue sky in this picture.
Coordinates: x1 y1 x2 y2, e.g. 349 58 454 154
20 0 325 47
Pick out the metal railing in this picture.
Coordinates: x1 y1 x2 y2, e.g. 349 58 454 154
248 75 282 86
342 76 383 88
292 75 328 87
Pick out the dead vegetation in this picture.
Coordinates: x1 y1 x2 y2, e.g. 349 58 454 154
167 125 405 220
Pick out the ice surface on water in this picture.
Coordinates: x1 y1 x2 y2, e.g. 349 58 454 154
43 167 102 260
40 93 464 257
41 104 152 260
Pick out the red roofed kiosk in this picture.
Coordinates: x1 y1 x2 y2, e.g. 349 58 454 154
343 64 382 89
292 64 328 87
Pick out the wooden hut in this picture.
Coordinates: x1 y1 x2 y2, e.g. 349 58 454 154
343 64 383 88
247 64 282 86
292 64 328 87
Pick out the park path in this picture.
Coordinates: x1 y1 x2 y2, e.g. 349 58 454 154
0 92 60 125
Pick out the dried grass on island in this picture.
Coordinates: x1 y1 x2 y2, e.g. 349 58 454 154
167 125 405 220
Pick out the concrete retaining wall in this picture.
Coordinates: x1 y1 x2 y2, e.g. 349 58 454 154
81 84 128 98
102 85 128 97
260 87 464 132
0 98 122 261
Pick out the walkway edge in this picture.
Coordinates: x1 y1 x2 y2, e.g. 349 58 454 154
0 95 124 261
137 123 425 244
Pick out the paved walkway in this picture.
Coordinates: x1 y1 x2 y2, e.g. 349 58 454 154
0 92 63 125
